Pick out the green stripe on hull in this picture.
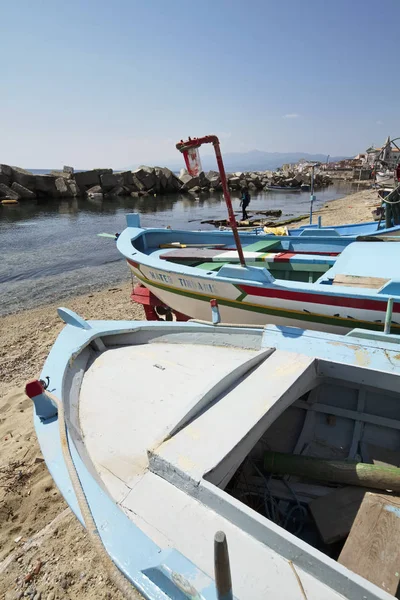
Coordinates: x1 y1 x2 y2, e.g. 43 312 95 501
132 269 400 332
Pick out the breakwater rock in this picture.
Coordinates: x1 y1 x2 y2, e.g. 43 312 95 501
0 163 332 202
0 165 183 201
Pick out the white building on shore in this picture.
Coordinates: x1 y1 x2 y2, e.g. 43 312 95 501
364 136 400 169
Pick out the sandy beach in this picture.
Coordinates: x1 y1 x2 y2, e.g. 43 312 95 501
0 187 380 599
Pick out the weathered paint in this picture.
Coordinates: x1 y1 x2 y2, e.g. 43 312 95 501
32 314 400 600
116 219 400 333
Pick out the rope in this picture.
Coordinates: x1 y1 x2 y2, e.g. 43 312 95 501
46 390 140 599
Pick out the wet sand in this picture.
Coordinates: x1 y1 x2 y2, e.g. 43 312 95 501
0 187 379 599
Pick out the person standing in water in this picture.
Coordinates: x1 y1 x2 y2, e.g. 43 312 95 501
240 187 251 221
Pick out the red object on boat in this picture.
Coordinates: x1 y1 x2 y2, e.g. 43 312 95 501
182 145 203 176
176 135 246 268
25 379 44 398
396 164 400 182
131 284 190 322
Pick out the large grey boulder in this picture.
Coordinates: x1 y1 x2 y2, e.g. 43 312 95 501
180 173 200 190
74 170 101 189
206 170 220 183
66 180 81 197
11 167 36 189
11 182 36 199
86 185 103 200
105 186 125 198
55 177 71 197
50 170 73 180
35 175 73 197
121 171 133 186
155 167 168 193
131 175 145 192
35 175 58 197
0 183 20 200
181 171 209 191
133 166 157 190
86 185 102 198
100 172 124 191
198 171 209 187
165 169 183 192
0 164 12 186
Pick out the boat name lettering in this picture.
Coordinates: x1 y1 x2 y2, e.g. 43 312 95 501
178 278 216 293
148 270 173 283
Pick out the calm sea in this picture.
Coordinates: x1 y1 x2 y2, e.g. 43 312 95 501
0 182 355 316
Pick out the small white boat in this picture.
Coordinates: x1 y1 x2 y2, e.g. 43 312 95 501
376 170 394 185
27 309 400 599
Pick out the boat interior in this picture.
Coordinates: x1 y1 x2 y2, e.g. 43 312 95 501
62 323 400 597
131 229 348 283
130 229 399 292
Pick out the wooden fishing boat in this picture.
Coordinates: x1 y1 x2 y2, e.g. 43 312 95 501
289 220 400 238
116 213 400 333
376 170 394 185
26 310 400 599
290 184 400 238
266 185 302 192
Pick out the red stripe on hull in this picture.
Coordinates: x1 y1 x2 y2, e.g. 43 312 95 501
127 259 140 269
240 284 400 314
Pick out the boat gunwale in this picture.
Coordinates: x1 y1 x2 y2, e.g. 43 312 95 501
116 220 400 305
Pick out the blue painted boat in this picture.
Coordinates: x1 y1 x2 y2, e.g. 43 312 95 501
266 185 302 192
116 214 400 333
27 308 400 599
289 220 400 238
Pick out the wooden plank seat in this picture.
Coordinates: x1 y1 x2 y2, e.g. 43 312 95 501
160 248 267 263
332 274 389 289
338 492 400 595
241 239 281 252
159 248 223 262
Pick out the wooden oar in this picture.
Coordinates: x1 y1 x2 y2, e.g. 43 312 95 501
97 233 117 239
159 242 227 249
264 450 400 491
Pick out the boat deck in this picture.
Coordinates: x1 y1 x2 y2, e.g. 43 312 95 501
79 341 259 499
36 313 400 600
78 339 349 599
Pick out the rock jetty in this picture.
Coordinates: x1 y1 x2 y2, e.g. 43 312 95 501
0 164 332 202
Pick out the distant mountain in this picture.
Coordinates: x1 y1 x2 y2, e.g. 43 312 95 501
163 150 349 173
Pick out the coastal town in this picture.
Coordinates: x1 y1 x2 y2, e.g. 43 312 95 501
0 136 398 209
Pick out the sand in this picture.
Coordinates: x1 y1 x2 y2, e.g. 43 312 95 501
293 187 380 228
1 283 144 599
0 187 380 599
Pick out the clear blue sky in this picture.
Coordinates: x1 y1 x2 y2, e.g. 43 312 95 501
2 0 399 168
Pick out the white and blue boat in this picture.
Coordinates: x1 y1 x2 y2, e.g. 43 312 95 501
116 214 400 333
289 184 400 238
289 220 400 238
27 309 400 599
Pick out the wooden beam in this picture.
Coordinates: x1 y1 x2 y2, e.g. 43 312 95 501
339 492 400 595
295 399 400 432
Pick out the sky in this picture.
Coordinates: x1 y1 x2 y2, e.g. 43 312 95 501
1 0 400 169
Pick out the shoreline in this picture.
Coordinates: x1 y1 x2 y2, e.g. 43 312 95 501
291 186 379 228
0 186 380 599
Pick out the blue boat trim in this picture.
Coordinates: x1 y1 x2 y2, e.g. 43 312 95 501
32 317 251 599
